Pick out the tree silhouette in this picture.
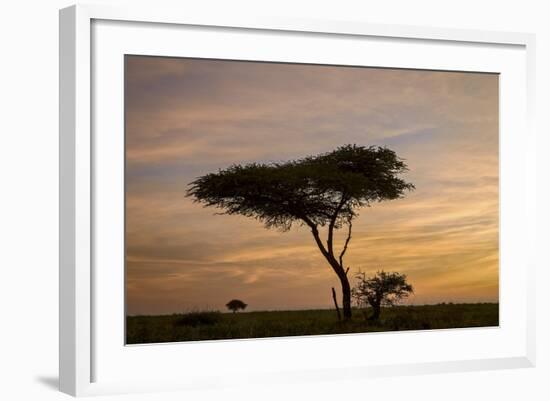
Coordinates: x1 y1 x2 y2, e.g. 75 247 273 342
352 270 414 320
226 299 247 313
187 145 414 320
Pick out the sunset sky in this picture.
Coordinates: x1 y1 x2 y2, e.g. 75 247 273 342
125 55 499 315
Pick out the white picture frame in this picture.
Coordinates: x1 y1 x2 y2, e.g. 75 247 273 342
59 4 536 397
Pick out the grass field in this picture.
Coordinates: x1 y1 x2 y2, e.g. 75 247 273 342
126 303 498 344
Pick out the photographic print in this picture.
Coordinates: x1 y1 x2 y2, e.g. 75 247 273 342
125 56 499 344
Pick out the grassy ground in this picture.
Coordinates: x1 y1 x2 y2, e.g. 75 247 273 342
126 303 498 344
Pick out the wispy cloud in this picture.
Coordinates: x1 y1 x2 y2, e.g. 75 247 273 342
125 56 498 315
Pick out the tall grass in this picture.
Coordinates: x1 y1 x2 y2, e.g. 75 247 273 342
126 303 498 345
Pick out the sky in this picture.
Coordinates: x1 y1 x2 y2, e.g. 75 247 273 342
125 55 499 315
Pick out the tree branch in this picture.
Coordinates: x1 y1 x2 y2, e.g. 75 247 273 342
311 226 331 259
301 216 330 258
302 214 346 278
327 195 348 256
339 218 352 269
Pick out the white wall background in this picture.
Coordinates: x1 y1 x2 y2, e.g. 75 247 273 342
0 0 547 399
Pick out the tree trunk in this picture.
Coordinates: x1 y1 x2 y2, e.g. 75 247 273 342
306 223 352 320
339 274 352 320
331 287 341 321
370 303 381 320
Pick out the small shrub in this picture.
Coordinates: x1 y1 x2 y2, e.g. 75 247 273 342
352 270 413 321
174 311 221 327
226 299 247 313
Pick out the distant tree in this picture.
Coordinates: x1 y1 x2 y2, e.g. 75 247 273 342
187 145 414 320
226 299 247 313
352 270 414 320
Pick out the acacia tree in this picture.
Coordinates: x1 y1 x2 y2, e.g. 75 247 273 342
352 270 414 320
226 299 247 313
187 145 414 320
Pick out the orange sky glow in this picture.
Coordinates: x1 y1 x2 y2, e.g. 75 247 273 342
125 56 499 315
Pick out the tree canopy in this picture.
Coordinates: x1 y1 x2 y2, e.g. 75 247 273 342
226 299 247 313
187 144 414 231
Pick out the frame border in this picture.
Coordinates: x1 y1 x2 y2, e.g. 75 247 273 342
59 4 536 396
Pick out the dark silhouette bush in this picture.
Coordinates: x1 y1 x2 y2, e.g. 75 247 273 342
226 299 247 313
352 270 414 320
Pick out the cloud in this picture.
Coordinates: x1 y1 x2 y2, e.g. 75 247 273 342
125 56 499 314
